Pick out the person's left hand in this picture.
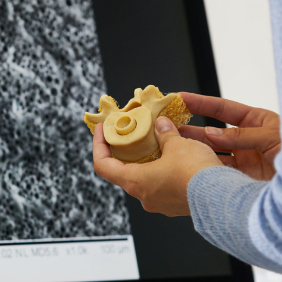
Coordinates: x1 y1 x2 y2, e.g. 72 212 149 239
179 92 280 181
93 117 223 217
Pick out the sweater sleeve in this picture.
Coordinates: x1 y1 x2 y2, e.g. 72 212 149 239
187 0 282 273
188 166 282 273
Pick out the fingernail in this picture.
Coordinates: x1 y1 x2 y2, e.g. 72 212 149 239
155 117 172 133
205 126 223 136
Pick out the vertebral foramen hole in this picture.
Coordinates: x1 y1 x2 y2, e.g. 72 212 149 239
117 116 131 128
114 115 136 135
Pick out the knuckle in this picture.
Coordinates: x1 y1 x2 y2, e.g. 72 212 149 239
214 100 225 119
263 128 281 152
229 127 245 148
142 202 155 213
124 179 140 198
231 127 244 139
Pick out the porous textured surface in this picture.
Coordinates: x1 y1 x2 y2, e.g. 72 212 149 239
111 145 162 164
121 95 192 164
0 0 131 240
84 88 192 163
158 94 192 129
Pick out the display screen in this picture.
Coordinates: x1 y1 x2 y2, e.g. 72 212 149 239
0 0 240 281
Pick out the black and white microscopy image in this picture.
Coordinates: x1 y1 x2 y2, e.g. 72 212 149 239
0 0 131 240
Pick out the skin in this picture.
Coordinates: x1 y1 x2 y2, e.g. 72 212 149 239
179 92 281 181
93 92 281 217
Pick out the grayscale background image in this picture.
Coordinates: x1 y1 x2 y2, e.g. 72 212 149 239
0 0 131 240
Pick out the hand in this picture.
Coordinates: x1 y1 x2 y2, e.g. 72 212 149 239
179 92 281 181
93 118 223 217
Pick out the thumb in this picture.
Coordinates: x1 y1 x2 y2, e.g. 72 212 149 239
155 117 180 152
204 126 280 153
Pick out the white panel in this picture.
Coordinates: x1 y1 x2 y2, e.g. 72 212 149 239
204 0 279 114
204 1 282 281
253 266 282 282
0 236 139 282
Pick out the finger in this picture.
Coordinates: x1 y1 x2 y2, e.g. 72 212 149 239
154 117 180 153
93 124 152 198
179 125 232 153
179 92 253 126
205 126 280 154
93 124 128 186
93 123 112 160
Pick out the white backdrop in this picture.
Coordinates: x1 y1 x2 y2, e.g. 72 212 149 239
204 0 281 281
204 0 279 114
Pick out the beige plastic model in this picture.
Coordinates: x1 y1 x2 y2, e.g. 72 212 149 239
84 85 192 163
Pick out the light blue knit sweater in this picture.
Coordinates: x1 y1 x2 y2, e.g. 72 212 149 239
188 0 282 273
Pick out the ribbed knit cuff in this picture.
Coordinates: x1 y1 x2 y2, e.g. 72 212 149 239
187 166 268 265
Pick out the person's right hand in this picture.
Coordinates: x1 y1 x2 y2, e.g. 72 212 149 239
179 92 281 181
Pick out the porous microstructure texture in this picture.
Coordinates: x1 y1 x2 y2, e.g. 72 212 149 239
0 0 130 240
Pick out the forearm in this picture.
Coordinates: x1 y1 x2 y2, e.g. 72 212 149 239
188 166 282 273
